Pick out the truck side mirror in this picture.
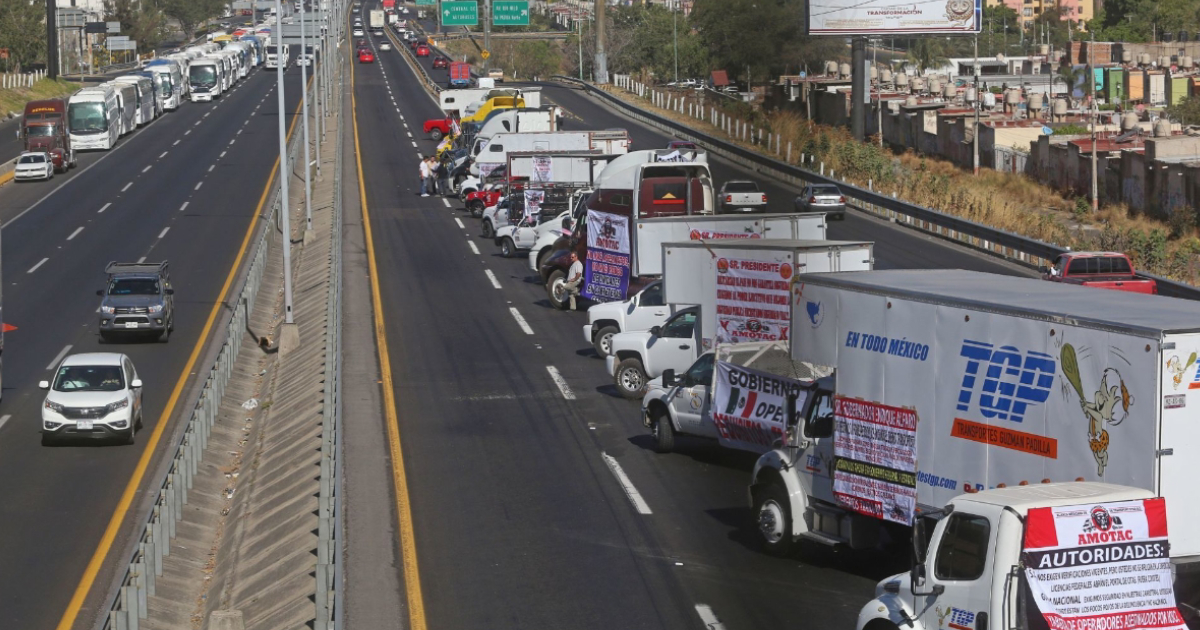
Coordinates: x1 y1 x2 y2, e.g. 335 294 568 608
562 217 572 230
662 369 677 387
649 325 662 337
785 393 800 428
165 288 175 295
96 289 105 296
976 612 989 630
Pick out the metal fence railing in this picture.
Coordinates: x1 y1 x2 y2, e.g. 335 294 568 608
100 65 316 630
554 75 1200 301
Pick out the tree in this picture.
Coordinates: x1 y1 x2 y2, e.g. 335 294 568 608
160 0 226 42
1164 95 1200 126
105 0 169 54
691 0 838 84
0 0 47 72
1031 6 1071 51
905 37 948 74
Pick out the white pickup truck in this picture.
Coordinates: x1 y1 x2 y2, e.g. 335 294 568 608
494 210 570 258
718 180 768 213
583 281 674 356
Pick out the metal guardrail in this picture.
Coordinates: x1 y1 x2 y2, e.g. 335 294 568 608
548 75 1200 301
314 41 345 630
100 67 315 630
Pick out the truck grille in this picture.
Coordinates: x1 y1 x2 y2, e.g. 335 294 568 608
114 316 150 325
115 306 149 314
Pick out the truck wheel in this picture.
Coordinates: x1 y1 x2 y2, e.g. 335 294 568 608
468 200 483 217
158 325 170 343
593 325 618 356
614 358 648 400
535 248 549 271
500 237 516 258
754 482 795 557
122 423 137 445
481 221 493 239
545 269 568 310
429 128 443 142
652 410 675 453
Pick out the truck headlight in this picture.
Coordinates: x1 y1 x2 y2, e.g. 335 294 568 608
44 421 62 430
148 304 164 314
101 305 115 314
106 398 130 413
44 400 65 413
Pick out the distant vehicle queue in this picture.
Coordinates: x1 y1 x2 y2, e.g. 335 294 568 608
15 30 279 174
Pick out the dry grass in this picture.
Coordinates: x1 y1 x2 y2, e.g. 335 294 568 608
0 78 80 120
603 83 1200 285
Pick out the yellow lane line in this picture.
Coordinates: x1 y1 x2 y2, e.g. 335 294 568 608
350 45 429 630
55 75 309 630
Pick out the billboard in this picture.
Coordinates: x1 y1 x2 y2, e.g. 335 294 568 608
807 0 981 35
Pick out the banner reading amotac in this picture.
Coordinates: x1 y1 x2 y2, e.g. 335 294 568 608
582 210 630 302
832 397 918 524
715 256 793 344
1023 498 1185 630
713 361 809 453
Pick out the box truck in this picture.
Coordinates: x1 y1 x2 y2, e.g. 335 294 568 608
490 153 621 254
369 8 384 28
470 129 629 178
748 268 1200 588
608 239 872 400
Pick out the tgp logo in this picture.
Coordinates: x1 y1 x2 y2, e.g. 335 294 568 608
956 340 1056 423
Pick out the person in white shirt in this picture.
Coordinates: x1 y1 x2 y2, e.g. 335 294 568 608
564 251 584 310
418 157 431 197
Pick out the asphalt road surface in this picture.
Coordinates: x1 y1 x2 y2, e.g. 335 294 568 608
354 14 1032 630
0 56 305 630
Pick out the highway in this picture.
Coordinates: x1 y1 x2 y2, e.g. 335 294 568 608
0 58 305 629
354 15 1033 630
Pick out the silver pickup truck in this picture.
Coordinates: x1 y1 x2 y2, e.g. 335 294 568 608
97 261 175 342
717 180 768 213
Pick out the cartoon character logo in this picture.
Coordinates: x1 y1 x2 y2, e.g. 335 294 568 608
806 301 824 328
945 0 973 23
1165 352 1197 390
1086 506 1121 532
779 263 793 280
1061 343 1133 476
600 217 617 240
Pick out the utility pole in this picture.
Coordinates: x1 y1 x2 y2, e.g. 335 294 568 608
483 0 491 71
672 0 678 84
577 15 583 80
1090 29 1098 212
973 35 980 176
274 0 297 342
873 40 881 148
300 0 313 238
46 0 59 79
594 0 607 84
851 37 866 141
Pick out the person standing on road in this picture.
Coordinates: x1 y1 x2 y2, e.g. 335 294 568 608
564 251 584 311
425 157 438 197
418 157 431 197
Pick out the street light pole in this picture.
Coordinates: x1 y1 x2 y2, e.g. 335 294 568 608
274 0 295 328
1090 29 1098 212
672 1 678 84
300 0 314 237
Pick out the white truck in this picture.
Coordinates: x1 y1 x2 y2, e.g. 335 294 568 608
856 481 1200 630
438 87 540 114
369 8 384 28
469 130 629 178
747 267 1200 600
491 153 616 257
472 108 561 143
583 213 831 355
608 239 874 399
718 180 768 213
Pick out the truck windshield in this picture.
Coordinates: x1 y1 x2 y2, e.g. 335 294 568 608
67 102 108 133
53 365 125 392
18 154 47 164
25 125 56 137
190 66 217 86
108 279 161 295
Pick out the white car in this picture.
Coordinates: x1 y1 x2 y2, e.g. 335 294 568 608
380 42 392 51
297 54 312 66
353 28 364 36
14 151 54 181
40 353 144 445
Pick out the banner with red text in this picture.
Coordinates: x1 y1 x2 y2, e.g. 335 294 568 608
714 256 794 344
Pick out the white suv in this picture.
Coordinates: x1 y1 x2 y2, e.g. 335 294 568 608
40 353 143 445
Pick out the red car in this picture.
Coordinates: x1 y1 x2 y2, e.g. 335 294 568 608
416 45 430 57
432 56 449 68
358 49 375 63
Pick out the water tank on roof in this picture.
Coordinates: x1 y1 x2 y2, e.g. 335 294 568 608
869 65 878 80
1038 44 1049 55
911 77 926 93
905 96 918 107
1121 51 1132 63
881 68 893 83
825 60 838 75
895 72 909 86
1052 98 1068 117
929 79 942 94
965 87 977 102
1154 118 1171 137
944 83 956 98
1121 112 1139 130
982 91 997 108
839 62 851 78
1139 53 1152 66
1159 56 1171 68
1005 88 1021 105
1029 92 1044 111
1182 56 1195 69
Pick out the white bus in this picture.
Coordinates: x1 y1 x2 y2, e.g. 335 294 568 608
188 58 222 102
67 86 120 150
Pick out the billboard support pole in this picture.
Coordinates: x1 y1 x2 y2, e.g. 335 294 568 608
594 0 607 84
851 37 866 141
